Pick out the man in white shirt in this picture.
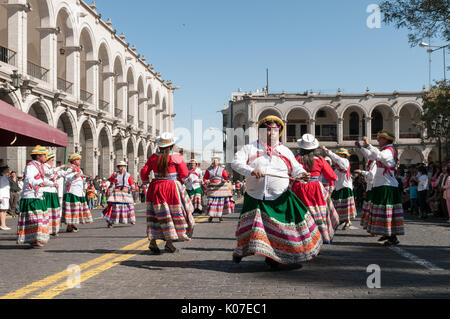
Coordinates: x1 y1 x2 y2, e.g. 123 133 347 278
417 166 429 219
360 130 405 246
231 115 322 269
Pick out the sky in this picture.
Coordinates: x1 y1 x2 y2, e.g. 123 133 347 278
94 0 447 157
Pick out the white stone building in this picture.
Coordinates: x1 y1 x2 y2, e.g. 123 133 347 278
222 88 439 172
0 0 176 179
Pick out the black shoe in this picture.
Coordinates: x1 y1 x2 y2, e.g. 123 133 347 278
388 236 400 246
264 257 280 270
378 236 389 242
232 255 242 264
148 244 161 254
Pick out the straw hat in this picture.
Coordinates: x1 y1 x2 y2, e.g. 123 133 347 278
377 129 395 142
156 132 177 148
297 134 319 150
68 153 82 162
335 148 351 157
46 152 56 161
30 145 48 156
258 115 285 136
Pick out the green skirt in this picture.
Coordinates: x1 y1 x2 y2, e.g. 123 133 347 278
331 187 354 200
17 198 49 245
187 188 202 197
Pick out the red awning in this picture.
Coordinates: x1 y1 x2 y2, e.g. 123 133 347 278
0 99 67 147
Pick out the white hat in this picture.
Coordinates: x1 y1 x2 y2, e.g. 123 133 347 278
117 161 127 167
297 134 319 150
156 132 176 148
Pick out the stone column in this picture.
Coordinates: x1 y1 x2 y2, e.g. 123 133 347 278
5 1 28 72
337 117 344 145
248 121 258 144
365 117 372 141
394 115 400 140
308 119 316 135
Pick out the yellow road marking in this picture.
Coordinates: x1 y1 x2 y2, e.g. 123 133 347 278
0 239 147 299
32 243 149 299
2 214 210 299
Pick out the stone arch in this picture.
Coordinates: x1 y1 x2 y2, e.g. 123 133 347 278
137 76 145 128
113 135 124 166
400 147 425 165
78 119 96 175
314 105 338 142
98 41 112 113
147 84 154 133
113 55 125 118
126 67 136 123
126 137 136 179
370 103 394 137
257 108 283 122
137 140 146 173
98 126 112 178
342 104 367 140
286 107 310 142
398 102 422 138
55 111 76 165
79 26 96 104
162 98 168 132
154 90 161 135
56 6 76 94
27 99 52 125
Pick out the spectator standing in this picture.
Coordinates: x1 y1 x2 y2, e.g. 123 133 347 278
407 179 419 216
8 171 20 217
0 166 11 230
443 163 450 223
417 167 429 219
86 181 96 210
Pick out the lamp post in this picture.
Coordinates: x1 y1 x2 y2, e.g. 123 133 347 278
419 42 449 87
430 114 449 165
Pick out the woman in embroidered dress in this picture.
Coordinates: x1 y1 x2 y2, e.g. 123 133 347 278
183 159 204 215
140 133 195 254
291 134 339 244
204 157 235 223
360 130 405 246
17 146 50 247
322 147 357 230
62 154 93 233
231 116 322 270
42 152 66 236
102 161 136 228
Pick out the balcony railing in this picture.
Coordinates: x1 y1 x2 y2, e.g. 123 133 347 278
80 88 93 103
27 60 49 81
317 136 338 142
0 45 16 66
343 135 360 141
138 121 144 129
57 77 73 94
98 98 109 111
114 108 123 118
400 133 421 139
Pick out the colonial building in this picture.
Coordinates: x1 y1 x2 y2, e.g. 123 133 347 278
0 0 176 179
222 88 437 172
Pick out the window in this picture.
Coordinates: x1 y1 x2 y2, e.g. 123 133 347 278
349 112 359 135
287 124 296 138
317 110 326 118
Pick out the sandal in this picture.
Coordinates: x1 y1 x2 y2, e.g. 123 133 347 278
107 223 113 229
149 241 161 254
208 217 213 223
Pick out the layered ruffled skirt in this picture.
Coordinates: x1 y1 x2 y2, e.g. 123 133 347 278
62 193 93 225
233 191 322 264
292 181 340 244
43 192 62 235
103 190 136 225
331 187 357 223
206 183 235 218
17 198 49 245
146 179 195 242
187 188 203 212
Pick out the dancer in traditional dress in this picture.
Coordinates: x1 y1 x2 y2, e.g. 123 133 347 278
140 133 195 254
292 134 340 244
353 143 378 232
322 147 357 230
42 152 66 236
183 159 204 215
231 116 322 269
17 146 50 247
359 131 405 245
204 157 235 223
103 161 136 228
62 154 93 233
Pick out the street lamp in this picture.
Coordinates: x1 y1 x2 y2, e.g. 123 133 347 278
430 114 450 165
0 70 22 94
419 42 449 87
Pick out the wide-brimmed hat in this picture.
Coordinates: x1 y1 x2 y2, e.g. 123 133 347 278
211 156 221 163
68 153 82 162
377 129 395 142
156 132 177 148
258 116 285 136
297 134 319 150
335 148 351 157
116 161 127 167
189 159 199 165
46 152 56 161
30 145 48 156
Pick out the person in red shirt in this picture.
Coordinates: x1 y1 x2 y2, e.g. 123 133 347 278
102 161 136 228
140 133 195 254
292 134 340 244
203 157 235 223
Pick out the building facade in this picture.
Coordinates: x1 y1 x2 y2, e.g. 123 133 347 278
0 0 176 179
222 88 438 173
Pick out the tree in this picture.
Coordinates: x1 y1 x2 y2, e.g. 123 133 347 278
419 81 450 161
379 0 450 46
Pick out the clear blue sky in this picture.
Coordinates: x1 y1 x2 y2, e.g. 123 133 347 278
95 0 446 152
